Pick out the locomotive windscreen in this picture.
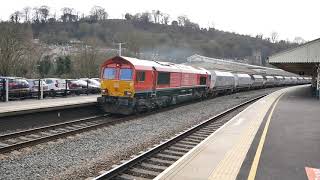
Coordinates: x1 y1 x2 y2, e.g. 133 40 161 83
103 68 116 79
120 69 133 80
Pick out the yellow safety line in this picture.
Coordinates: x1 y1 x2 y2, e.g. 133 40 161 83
247 93 285 180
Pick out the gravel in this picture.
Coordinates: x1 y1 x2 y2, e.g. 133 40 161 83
0 87 283 180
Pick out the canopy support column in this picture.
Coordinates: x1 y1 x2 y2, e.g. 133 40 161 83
317 64 320 98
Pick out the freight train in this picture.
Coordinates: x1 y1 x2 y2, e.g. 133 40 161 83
97 56 311 115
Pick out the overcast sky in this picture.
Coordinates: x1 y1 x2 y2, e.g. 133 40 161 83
0 0 319 41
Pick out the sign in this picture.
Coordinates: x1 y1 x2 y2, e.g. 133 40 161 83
305 167 320 180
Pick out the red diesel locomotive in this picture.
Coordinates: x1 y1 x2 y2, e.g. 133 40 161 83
97 56 210 114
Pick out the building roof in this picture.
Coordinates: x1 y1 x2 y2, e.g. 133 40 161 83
185 54 296 76
269 38 320 63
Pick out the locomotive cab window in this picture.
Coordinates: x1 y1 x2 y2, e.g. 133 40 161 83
136 71 145 82
103 68 116 79
120 69 133 80
200 76 207 85
157 72 170 85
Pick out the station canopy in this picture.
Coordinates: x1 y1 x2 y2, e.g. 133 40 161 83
268 38 320 76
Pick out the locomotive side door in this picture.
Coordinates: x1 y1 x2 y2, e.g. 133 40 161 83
152 67 157 96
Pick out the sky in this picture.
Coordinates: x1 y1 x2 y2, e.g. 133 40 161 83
0 0 319 41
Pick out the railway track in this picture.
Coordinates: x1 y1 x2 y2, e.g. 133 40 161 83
0 92 235 154
0 114 113 154
0 96 213 154
93 94 266 180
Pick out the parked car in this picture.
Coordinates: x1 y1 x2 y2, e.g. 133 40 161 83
0 77 30 99
80 78 101 87
91 78 100 83
68 79 100 94
44 78 68 96
26 79 49 97
67 79 83 95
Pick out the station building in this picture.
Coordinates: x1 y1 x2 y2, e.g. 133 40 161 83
268 38 320 96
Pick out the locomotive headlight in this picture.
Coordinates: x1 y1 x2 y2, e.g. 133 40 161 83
124 91 132 96
102 89 108 94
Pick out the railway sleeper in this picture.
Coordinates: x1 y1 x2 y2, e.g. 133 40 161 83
177 140 198 146
175 142 195 149
193 131 212 137
126 167 159 178
154 153 180 161
167 146 189 153
136 164 165 173
147 158 173 167
4 139 19 144
139 162 167 172
27 134 42 138
161 149 185 157
199 128 217 132
171 144 193 150
195 130 214 136
183 137 203 143
201 125 219 130
18 136 34 141
186 134 204 143
189 133 208 139
0 142 9 147
117 173 150 180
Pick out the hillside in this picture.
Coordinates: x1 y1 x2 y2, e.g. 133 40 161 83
0 9 299 78
32 19 297 63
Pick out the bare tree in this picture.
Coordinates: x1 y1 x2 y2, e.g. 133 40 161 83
32 7 40 23
124 13 133 20
177 15 189 26
270 31 279 43
73 39 100 77
39 5 50 23
152 10 161 23
61 7 77 22
61 7 73 15
10 11 22 23
256 34 263 39
161 13 170 25
293 37 306 44
90 6 108 21
0 23 33 76
22 7 31 23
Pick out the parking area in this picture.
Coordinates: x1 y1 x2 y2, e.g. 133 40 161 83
0 77 101 102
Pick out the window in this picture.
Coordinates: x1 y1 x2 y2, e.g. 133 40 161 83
103 68 116 79
120 69 133 80
136 71 145 82
45 79 53 84
157 72 170 85
200 76 207 85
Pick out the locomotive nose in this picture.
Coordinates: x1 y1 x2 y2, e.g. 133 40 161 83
101 79 134 97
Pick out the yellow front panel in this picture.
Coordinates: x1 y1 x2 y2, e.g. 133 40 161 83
101 79 135 97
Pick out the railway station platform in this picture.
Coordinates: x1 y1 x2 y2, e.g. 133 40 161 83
0 95 98 117
156 85 320 180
